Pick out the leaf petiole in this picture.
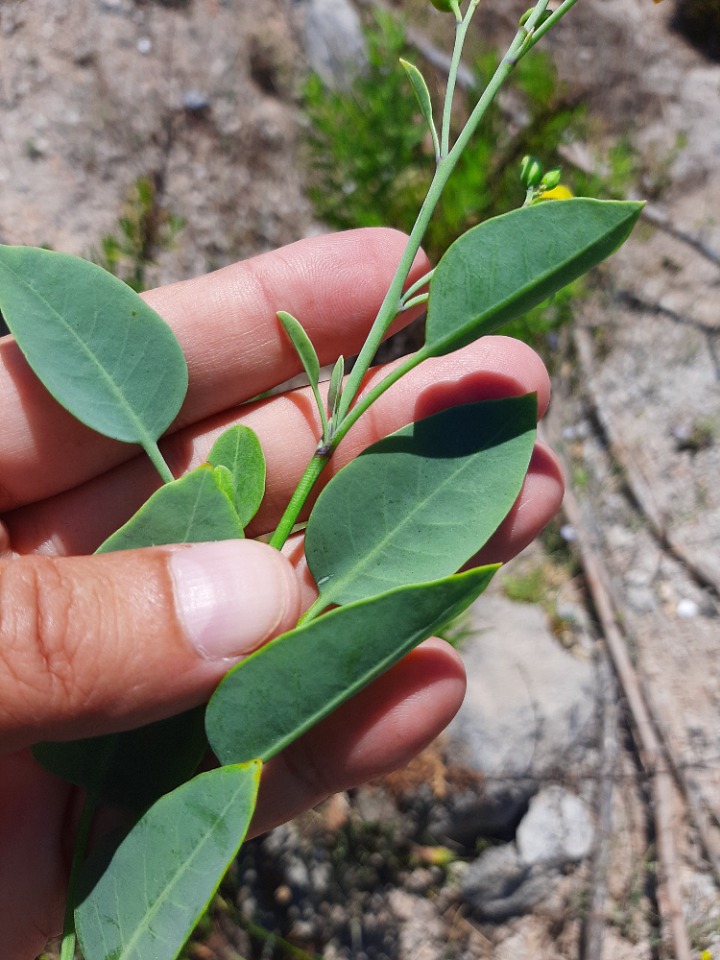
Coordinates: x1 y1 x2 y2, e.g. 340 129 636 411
400 292 429 312
400 267 434 305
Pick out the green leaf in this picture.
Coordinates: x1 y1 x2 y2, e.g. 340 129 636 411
305 395 536 609
277 310 320 388
423 199 643 356
33 465 246 807
32 708 207 811
399 58 439 155
212 463 236 505
207 566 496 765
207 424 266 528
97 465 245 553
0 245 188 446
327 355 345 423
75 762 261 960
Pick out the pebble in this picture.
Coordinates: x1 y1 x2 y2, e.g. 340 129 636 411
677 597 700 618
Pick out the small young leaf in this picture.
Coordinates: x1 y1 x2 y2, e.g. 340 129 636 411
212 463 236 505
97 465 245 552
327 355 345 423
207 424 266 527
0 245 188 446
399 58 439 156
423 199 643 357
75 762 261 960
277 309 320 388
207 566 496 765
305 395 536 609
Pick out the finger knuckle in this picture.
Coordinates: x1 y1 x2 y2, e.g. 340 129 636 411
0 557 96 723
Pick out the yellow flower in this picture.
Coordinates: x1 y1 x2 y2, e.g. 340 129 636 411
537 184 574 201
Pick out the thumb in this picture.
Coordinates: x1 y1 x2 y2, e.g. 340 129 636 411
0 540 301 752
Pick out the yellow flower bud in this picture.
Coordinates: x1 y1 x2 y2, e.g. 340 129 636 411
537 184 574 201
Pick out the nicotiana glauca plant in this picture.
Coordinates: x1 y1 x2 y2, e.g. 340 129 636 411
0 1 642 958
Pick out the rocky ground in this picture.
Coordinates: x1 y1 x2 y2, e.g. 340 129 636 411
2 1 718 958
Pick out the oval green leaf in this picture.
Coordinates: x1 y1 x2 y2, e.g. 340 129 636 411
0 245 188 445
98 464 245 553
305 395 536 609
75 762 261 960
423 198 643 356
207 565 496 765
207 424 266 527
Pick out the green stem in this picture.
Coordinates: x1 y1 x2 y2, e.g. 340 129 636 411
331 348 430 450
521 0 581 53
445 0 550 169
334 179 439 425
401 292 429 312
309 379 331 442
440 2 477 158
269 453 329 551
400 267 435 304
59 792 99 960
144 440 175 485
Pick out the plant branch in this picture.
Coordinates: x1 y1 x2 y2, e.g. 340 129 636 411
269 453 329 551
520 0 582 54
400 267 435 304
270 0 577 552
440 5 476 158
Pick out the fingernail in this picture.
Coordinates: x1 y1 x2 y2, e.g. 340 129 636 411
169 540 297 660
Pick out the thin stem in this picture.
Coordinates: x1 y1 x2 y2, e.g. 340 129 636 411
445 0 550 168
331 348 430 449
521 0 581 53
297 594 328 626
269 453 329 551
334 177 439 424
400 292 429 312
144 440 175 484
270 350 428 551
440 2 477 158
400 267 435 304
60 792 99 960
309 379 331 442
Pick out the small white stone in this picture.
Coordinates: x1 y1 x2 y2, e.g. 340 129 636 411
560 523 576 542
677 598 699 618
137 36 152 55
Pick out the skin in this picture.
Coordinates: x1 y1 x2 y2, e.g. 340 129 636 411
0 228 563 957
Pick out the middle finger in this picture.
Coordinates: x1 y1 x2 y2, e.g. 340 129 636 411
6 336 553 557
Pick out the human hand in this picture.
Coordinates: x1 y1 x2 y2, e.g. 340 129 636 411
0 228 562 956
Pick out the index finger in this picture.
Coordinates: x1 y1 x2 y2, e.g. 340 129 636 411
0 229 429 511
